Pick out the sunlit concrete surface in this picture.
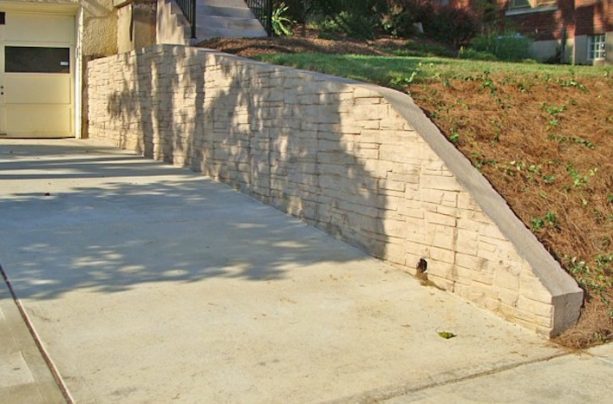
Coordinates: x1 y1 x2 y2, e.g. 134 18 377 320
0 139 574 402
0 282 64 403
386 343 613 403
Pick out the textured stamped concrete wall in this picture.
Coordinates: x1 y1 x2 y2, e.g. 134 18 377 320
88 45 583 336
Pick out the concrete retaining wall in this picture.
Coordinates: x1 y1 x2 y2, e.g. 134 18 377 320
87 45 583 336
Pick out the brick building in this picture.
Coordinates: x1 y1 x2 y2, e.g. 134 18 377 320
442 0 612 64
502 0 612 64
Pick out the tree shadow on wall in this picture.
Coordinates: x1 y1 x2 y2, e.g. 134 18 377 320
3 46 395 299
189 54 389 259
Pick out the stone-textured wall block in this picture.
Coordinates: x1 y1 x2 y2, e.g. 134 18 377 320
88 45 583 337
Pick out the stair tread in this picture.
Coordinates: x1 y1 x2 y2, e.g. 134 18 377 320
200 17 265 31
198 26 268 39
179 0 269 41
198 5 256 19
200 0 250 8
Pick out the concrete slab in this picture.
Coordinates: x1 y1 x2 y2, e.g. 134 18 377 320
0 139 570 402
385 343 613 403
0 280 65 403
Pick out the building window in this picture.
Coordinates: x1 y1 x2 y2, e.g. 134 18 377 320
508 0 557 10
509 0 531 9
5 47 70 74
588 34 606 60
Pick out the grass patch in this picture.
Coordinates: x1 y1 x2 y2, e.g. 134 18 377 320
254 53 610 88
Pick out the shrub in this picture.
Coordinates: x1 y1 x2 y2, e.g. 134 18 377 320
470 32 534 61
424 5 479 48
382 1 479 47
315 11 379 39
458 47 498 61
382 6 418 37
305 0 391 39
393 41 455 58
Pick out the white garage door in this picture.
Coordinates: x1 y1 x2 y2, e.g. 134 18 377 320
0 11 75 138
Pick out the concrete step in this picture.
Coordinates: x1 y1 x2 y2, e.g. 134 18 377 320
194 0 268 40
200 15 265 31
197 25 267 39
200 0 249 7
197 5 255 19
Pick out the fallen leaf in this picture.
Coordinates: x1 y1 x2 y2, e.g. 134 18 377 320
438 331 456 339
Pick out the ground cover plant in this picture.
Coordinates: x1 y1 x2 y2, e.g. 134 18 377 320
200 38 613 348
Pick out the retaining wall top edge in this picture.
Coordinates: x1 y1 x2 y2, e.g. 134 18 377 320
372 84 582 299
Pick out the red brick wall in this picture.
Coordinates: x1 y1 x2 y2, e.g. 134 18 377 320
575 0 613 35
493 0 613 40
442 0 612 39
506 9 566 39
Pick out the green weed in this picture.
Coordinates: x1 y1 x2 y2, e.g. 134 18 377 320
542 175 556 184
531 210 558 231
543 103 566 116
548 134 595 149
566 164 597 188
480 70 496 94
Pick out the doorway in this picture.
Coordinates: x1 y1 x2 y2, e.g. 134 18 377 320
0 10 75 138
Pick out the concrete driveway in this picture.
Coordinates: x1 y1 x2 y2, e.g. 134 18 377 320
0 139 608 403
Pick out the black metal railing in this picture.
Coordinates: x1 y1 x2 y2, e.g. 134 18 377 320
175 0 197 38
246 0 273 36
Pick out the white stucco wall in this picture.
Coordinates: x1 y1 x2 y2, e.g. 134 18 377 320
81 0 117 57
592 32 613 65
574 35 590 65
529 38 574 63
116 1 157 54
156 0 190 45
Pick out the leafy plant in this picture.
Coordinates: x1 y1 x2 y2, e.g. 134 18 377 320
548 118 560 128
544 211 558 227
531 211 558 231
542 175 556 184
471 152 496 169
531 217 545 231
566 255 613 313
272 2 294 36
566 164 597 188
309 0 388 39
481 71 496 94
557 75 587 91
543 103 566 116
549 134 595 149
389 67 420 88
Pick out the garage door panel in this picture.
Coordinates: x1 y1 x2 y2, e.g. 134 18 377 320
0 11 75 138
5 14 75 45
5 105 72 137
5 75 71 104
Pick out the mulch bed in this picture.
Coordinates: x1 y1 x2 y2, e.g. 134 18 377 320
198 30 423 57
409 75 612 348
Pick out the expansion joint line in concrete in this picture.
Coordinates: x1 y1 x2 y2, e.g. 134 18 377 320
0 263 75 404
328 351 573 403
